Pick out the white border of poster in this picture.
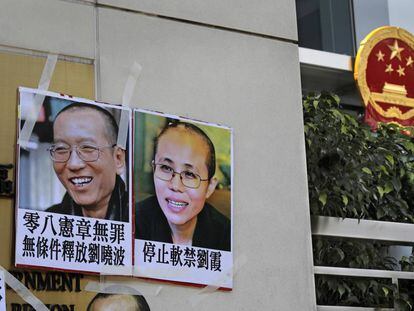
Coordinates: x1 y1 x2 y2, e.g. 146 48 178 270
15 87 133 274
0 270 5 311
133 109 233 288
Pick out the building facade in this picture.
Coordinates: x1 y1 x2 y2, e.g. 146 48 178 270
0 0 412 310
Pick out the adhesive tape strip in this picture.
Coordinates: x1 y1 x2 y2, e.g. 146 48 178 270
19 54 58 148
189 253 248 307
18 93 46 148
0 266 48 311
116 62 142 149
38 54 58 91
116 108 130 150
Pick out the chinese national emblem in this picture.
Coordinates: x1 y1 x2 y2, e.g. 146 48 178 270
354 26 414 129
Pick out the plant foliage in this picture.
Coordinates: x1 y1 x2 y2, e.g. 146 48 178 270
304 92 414 222
313 237 397 270
304 92 414 308
315 275 395 308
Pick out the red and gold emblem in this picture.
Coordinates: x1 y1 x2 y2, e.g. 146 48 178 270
354 26 414 128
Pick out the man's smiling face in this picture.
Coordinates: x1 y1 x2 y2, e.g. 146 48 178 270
153 126 217 228
52 108 124 213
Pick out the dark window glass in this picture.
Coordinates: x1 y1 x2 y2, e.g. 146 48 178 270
296 0 355 56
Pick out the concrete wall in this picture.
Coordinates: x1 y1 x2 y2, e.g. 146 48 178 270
0 0 316 309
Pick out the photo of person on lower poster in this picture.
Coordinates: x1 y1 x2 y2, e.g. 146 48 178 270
134 109 233 288
15 88 132 274
87 293 150 311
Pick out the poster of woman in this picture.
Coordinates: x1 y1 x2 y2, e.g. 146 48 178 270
133 109 233 288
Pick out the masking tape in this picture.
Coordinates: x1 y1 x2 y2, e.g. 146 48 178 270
19 54 58 148
117 62 142 149
38 54 58 91
189 253 248 307
117 108 131 150
0 266 48 311
154 286 162 296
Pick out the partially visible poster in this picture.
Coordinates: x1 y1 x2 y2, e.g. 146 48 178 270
87 286 151 311
0 270 5 311
133 109 233 288
15 88 132 274
5 269 153 310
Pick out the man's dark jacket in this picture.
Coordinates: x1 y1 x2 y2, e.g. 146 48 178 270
47 175 128 222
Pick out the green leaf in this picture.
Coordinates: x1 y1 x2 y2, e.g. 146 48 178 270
376 208 385 219
386 154 394 165
362 167 372 175
332 109 345 123
313 100 319 109
319 193 327 206
334 248 345 261
392 177 402 192
355 281 367 293
382 286 389 297
338 284 346 298
378 185 384 196
384 183 393 194
404 141 414 152
379 165 388 175
332 94 340 104
341 195 349 206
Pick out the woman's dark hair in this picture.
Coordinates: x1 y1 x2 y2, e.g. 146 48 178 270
153 120 216 179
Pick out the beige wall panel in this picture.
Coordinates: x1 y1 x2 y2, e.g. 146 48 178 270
98 0 298 41
0 0 95 58
98 8 315 310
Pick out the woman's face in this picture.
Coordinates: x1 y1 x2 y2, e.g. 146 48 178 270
153 127 217 228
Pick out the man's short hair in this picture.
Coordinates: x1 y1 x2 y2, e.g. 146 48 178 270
153 120 216 180
87 293 150 311
54 103 119 145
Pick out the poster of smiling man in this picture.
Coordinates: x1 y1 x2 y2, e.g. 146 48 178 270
15 87 132 274
134 109 233 288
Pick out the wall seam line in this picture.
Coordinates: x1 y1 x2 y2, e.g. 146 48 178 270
95 2 299 45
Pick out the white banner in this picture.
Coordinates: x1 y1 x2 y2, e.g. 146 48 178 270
134 239 232 288
16 209 132 274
